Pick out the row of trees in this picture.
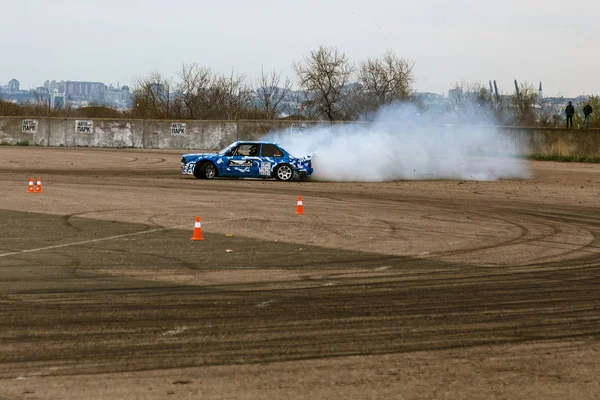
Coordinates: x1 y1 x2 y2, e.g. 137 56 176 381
447 81 538 126
1 45 598 127
127 46 415 122
0 98 124 119
446 81 600 128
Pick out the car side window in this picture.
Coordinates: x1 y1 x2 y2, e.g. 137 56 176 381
230 144 258 156
262 144 283 157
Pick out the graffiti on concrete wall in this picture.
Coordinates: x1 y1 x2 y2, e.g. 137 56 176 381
171 123 186 136
76 120 93 133
22 119 37 133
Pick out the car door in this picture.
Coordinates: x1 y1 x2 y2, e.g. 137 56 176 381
221 144 260 178
259 143 286 177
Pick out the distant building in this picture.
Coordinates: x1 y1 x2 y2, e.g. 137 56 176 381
44 80 65 93
39 79 131 108
148 83 166 97
104 85 131 109
1 78 132 108
63 81 106 103
8 79 19 92
35 86 50 103
51 89 66 109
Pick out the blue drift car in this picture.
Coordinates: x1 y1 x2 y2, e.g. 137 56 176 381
181 141 313 181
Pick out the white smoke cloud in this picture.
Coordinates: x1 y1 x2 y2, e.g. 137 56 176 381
263 102 530 182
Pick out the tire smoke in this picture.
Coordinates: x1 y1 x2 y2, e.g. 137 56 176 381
263 102 529 182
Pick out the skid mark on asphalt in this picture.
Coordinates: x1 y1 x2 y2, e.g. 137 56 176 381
0 219 230 259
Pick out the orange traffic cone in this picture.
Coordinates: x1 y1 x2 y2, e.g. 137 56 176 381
27 177 35 193
296 196 304 215
34 177 43 193
190 216 204 241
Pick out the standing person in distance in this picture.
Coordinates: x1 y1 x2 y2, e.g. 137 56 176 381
582 101 593 129
565 101 575 128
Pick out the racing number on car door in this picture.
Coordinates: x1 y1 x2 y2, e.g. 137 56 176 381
259 144 284 176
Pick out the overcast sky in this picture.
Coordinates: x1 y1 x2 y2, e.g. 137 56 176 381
3 0 599 97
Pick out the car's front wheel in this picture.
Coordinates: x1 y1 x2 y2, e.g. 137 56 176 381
274 164 294 181
194 162 217 179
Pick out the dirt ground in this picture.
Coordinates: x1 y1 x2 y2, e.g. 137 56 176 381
0 147 599 400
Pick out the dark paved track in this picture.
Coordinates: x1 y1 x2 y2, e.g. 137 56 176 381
0 148 599 399
1 209 599 378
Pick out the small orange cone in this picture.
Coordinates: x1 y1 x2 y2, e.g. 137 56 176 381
34 177 43 193
296 196 304 215
190 216 204 241
27 177 35 193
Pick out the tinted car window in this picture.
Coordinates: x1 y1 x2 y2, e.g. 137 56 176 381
231 144 259 156
262 144 284 157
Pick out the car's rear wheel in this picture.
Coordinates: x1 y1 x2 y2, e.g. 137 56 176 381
274 164 294 181
194 162 217 179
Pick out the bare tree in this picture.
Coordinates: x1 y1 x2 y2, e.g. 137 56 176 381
358 50 415 109
286 91 316 120
449 81 494 107
339 83 370 121
445 80 504 124
293 46 354 121
131 71 174 119
225 71 254 120
30 91 52 117
511 82 539 125
176 62 213 119
254 67 292 119
447 80 474 117
209 70 253 120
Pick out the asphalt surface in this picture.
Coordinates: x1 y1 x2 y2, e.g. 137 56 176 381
0 147 599 399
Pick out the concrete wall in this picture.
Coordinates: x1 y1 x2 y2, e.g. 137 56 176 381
237 120 337 140
1 116 599 157
0 117 49 146
142 120 237 149
0 117 236 149
46 118 143 147
506 127 600 157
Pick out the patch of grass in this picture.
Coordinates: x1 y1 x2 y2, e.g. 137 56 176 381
0 140 30 146
528 153 600 163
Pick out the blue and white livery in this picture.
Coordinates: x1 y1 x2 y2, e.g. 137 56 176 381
180 141 313 181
